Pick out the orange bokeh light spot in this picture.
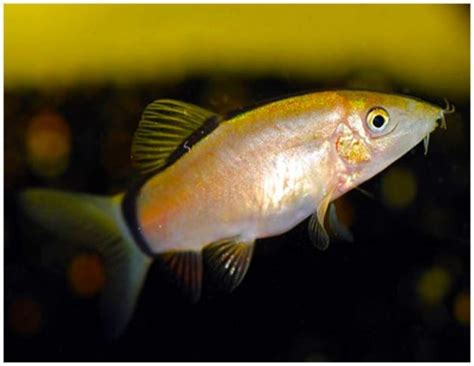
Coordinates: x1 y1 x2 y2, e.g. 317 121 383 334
453 292 470 326
25 111 71 177
68 253 106 297
9 296 43 336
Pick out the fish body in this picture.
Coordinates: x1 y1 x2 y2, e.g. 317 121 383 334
20 90 451 338
137 92 340 251
135 91 442 253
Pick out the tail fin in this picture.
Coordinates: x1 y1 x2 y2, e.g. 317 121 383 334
19 189 152 339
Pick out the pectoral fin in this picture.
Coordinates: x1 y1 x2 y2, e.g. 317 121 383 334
308 189 334 251
203 239 255 292
308 213 330 251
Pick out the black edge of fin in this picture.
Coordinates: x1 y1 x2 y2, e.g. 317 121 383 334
121 182 156 258
122 172 206 304
203 239 255 292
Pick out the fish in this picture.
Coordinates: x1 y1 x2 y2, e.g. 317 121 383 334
19 90 453 338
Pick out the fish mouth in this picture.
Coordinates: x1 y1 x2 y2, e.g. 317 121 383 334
438 98 456 129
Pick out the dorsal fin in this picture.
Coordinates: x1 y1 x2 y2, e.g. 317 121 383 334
131 99 220 174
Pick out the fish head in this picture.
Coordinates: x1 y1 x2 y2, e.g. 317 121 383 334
334 91 450 195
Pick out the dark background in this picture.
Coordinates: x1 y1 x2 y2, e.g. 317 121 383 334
5 74 470 361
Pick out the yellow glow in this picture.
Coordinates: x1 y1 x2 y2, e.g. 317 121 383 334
381 167 417 209
4 5 469 99
417 266 452 306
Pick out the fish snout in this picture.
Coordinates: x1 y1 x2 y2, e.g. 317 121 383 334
438 98 456 129
424 99 455 156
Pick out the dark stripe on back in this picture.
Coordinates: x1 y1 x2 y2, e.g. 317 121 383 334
164 115 223 168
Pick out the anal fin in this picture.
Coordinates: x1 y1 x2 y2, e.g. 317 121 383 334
203 239 255 292
157 251 203 303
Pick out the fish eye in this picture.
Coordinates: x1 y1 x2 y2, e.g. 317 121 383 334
366 107 390 133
